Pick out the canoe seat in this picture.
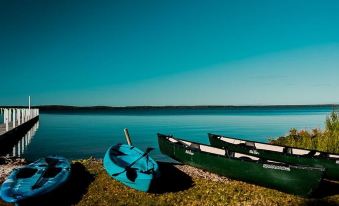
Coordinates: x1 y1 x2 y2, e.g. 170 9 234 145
189 143 200 151
177 140 201 151
283 147 293 154
239 141 256 149
304 150 317 157
16 168 38 179
319 153 329 158
245 141 255 148
225 149 235 158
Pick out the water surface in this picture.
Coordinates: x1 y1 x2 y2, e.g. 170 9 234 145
0 107 333 161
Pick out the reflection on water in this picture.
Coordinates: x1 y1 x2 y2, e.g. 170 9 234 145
0 108 334 161
23 109 331 161
1 121 39 157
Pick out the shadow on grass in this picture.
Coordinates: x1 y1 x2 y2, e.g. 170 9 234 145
20 162 95 206
149 161 193 194
312 179 339 199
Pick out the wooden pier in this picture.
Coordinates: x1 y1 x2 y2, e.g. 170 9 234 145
0 121 39 157
0 108 39 143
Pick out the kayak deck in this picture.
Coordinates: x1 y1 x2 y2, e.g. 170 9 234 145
0 156 71 203
103 144 159 192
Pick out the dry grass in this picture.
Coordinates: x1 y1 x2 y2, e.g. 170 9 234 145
1 158 338 206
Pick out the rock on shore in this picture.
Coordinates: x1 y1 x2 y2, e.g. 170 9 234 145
174 164 229 182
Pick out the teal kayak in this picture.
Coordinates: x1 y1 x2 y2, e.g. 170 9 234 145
103 144 159 192
0 156 71 203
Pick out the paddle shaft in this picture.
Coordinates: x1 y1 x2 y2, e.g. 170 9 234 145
32 158 59 189
124 128 132 146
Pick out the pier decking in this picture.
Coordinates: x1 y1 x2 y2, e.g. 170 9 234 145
0 123 15 136
0 108 39 142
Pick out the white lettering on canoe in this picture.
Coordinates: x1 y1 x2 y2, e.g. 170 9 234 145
263 164 291 171
185 150 194 155
336 160 339 164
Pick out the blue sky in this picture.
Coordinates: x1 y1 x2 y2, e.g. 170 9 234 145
1 0 339 106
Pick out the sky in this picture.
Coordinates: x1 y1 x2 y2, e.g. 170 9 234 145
1 0 339 106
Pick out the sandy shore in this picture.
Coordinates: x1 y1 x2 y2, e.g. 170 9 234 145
0 158 228 184
0 158 338 206
0 156 26 183
174 164 229 182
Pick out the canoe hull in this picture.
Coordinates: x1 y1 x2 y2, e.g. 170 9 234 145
208 133 339 181
158 134 324 196
103 144 159 192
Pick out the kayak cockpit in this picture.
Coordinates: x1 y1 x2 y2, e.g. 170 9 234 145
103 144 160 192
0 156 71 203
109 145 155 172
15 168 38 179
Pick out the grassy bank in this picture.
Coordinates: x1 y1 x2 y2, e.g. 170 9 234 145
270 111 339 153
1 159 338 206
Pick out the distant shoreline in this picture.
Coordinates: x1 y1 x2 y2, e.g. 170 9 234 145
0 104 338 112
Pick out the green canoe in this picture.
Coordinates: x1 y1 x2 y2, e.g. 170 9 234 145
158 133 324 196
208 133 339 181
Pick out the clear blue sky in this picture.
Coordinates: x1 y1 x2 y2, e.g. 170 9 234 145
1 0 339 106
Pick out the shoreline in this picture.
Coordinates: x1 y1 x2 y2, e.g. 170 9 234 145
0 156 26 183
0 157 226 185
0 104 338 111
1 158 338 206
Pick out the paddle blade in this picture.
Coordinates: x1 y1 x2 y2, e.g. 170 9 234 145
126 167 137 182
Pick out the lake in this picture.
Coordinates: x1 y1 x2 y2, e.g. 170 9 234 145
0 106 334 161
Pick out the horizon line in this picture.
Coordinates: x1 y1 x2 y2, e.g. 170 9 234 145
1 104 339 108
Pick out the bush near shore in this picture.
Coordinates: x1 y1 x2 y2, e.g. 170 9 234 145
270 111 339 154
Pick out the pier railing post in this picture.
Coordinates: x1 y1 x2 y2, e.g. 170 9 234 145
13 109 16 128
8 109 12 123
3 109 6 124
5 109 9 131
17 109 20 125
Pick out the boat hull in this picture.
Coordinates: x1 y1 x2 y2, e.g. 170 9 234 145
0 156 71 203
208 133 339 181
103 144 159 192
158 134 324 196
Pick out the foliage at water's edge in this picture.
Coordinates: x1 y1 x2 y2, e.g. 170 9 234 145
270 111 339 153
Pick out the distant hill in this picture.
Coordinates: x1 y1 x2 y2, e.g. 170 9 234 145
0 104 339 113
1 104 338 112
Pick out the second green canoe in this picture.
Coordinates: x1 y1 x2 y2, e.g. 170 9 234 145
158 133 324 196
208 133 339 181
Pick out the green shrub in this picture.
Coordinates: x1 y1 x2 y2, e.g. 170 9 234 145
270 111 339 153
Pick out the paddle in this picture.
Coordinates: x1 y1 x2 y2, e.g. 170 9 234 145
112 147 154 177
32 158 59 189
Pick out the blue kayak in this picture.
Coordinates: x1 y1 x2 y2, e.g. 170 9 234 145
103 144 159 192
0 156 71 203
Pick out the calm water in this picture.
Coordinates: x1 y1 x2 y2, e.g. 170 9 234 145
0 107 334 161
